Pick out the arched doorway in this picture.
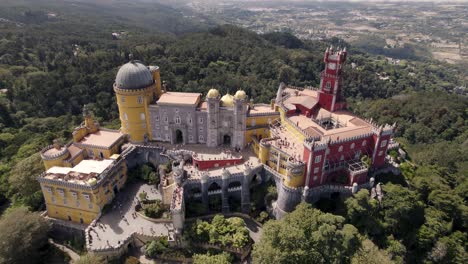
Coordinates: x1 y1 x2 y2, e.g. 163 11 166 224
175 129 183 144
223 134 231 145
208 182 221 192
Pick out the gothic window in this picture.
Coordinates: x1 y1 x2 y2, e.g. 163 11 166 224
362 140 367 147
155 115 159 122
140 113 145 121
137 96 143 104
355 150 361 160
199 135 204 142
350 143 355 149
381 140 388 148
199 117 204 124
175 116 181 124
325 81 331 91
338 145 343 152
314 155 322 163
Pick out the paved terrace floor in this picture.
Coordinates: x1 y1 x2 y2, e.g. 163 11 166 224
269 122 304 161
149 142 262 179
87 182 172 250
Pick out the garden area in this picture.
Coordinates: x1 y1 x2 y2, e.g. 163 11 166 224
137 191 170 219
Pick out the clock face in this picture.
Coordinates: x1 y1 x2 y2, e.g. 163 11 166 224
328 63 337 70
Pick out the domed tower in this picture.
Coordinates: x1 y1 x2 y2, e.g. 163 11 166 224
233 90 248 149
114 61 155 143
206 88 220 147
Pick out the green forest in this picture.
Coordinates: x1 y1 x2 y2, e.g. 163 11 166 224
0 0 466 263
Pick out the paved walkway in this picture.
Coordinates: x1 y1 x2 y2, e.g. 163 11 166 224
87 182 173 250
48 238 80 263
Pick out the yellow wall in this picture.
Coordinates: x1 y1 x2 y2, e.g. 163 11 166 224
151 67 162 98
40 160 127 225
245 127 270 144
284 166 305 188
114 86 154 143
246 114 277 128
43 155 70 170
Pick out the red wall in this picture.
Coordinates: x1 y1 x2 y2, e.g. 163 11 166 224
192 157 243 170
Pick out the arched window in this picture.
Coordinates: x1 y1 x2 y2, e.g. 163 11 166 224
123 113 128 121
137 96 143 104
338 145 343 152
175 116 181 124
140 113 145 121
362 140 367 147
350 143 355 149
325 81 331 91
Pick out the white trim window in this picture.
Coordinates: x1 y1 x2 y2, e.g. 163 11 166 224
338 145 343 152
350 143 355 149
325 81 331 91
140 113 146 121
314 155 322 164
314 167 319 174
362 140 367 147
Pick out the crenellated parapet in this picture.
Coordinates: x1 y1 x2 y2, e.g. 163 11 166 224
328 132 374 146
40 144 70 161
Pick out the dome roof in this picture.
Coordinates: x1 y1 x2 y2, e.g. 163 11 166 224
115 61 154 90
234 90 247 100
220 93 234 107
206 88 220 99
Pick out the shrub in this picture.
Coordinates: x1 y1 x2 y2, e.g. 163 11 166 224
145 237 169 258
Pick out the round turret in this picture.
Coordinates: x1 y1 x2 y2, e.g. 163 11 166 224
234 90 247 100
115 61 154 90
207 88 220 99
220 93 234 107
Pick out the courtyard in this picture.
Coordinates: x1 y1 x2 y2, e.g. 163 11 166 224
86 182 173 251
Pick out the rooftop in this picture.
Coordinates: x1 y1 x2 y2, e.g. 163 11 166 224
43 159 115 185
157 92 201 106
282 87 320 111
248 104 278 115
288 109 373 142
78 130 124 149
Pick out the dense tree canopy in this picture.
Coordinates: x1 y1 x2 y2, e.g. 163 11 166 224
0 207 50 264
253 203 360 264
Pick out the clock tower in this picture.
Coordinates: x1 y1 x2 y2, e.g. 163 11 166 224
318 46 347 112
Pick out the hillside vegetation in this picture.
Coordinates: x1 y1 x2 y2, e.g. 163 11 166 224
0 1 466 263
